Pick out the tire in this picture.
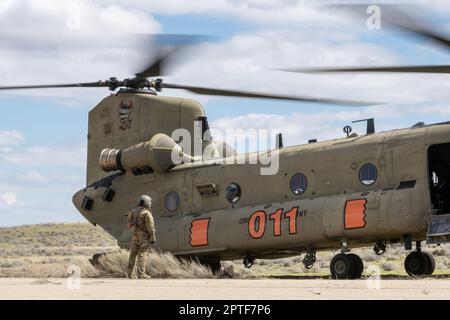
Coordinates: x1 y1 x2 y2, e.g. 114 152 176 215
206 261 222 274
422 252 436 275
348 253 364 279
330 254 355 279
404 251 429 276
89 253 104 267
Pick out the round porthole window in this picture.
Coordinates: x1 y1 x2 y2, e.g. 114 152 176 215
290 173 308 195
225 183 241 204
164 191 180 212
359 163 378 186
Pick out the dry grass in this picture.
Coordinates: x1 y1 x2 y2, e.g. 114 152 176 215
0 223 258 279
0 222 449 279
94 250 258 279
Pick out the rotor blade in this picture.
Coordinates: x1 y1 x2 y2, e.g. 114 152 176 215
135 34 218 79
336 6 450 52
384 12 450 52
280 65 450 74
160 83 381 106
135 50 175 79
0 81 111 90
277 8 450 76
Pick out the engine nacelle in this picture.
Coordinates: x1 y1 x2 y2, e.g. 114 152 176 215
99 133 189 174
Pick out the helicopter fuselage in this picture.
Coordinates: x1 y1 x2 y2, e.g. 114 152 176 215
72 92 450 262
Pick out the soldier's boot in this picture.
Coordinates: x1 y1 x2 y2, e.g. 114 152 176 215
126 267 137 279
136 249 150 279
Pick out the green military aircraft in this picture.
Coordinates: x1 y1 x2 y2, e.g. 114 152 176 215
2 11 450 279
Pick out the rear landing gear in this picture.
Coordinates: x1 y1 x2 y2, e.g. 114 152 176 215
423 251 436 275
373 241 387 255
348 253 364 279
330 253 364 279
404 251 435 276
404 241 436 276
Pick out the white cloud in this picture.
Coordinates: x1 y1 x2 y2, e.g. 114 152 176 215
0 193 17 206
160 29 450 112
211 111 362 148
17 171 47 183
1 0 449 110
16 171 84 186
0 146 86 167
0 0 161 36
0 131 24 147
0 0 162 103
0 0 14 15
0 184 83 226
116 0 439 26
210 102 449 150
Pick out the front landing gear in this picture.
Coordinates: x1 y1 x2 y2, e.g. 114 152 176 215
303 249 316 270
330 253 364 279
404 251 435 276
198 258 222 274
89 253 106 267
207 261 222 274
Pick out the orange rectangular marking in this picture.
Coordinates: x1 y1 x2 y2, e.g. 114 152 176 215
344 199 367 230
190 218 210 247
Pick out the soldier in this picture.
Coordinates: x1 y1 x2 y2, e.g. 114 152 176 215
127 195 156 279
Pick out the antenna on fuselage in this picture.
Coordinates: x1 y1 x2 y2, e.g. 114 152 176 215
276 133 283 149
343 125 352 137
352 118 375 135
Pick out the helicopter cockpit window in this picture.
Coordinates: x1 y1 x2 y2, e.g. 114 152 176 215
197 116 212 142
165 191 180 212
290 173 308 195
225 183 241 204
359 163 378 186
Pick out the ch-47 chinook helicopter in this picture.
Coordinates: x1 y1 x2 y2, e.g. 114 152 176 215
2 12 450 280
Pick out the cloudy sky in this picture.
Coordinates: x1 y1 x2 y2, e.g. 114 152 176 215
0 0 450 226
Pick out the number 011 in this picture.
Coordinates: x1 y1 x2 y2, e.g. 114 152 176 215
248 207 299 239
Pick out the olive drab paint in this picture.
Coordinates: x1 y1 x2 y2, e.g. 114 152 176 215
73 91 448 262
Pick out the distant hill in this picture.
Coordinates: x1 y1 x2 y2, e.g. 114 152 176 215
0 223 118 257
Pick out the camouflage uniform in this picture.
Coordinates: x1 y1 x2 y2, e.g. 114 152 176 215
127 207 156 278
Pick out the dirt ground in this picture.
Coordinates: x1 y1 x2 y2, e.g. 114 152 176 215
1 222 450 302
1 278 449 300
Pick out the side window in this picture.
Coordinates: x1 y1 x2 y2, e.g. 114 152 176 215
225 183 241 204
165 191 180 212
290 173 308 195
359 163 378 186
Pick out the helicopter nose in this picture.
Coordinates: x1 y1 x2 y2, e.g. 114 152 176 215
72 188 97 225
72 189 85 212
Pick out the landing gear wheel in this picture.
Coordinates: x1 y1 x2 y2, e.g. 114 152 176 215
207 261 222 274
404 251 429 276
199 259 222 274
348 253 364 279
243 256 255 269
330 254 355 279
373 241 387 256
303 249 316 270
89 253 105 267
422 252 436 275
